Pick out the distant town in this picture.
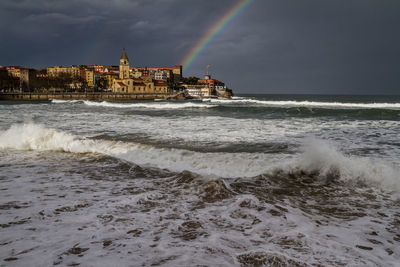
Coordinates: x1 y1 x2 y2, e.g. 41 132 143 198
0 49 233 101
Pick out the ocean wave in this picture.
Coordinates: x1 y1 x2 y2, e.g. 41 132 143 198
51 99 83 104
278 139 400 192
206 98 400 110
82 100 212 109
0 123 271 178
51 97 400 110
0 123 129 154
1 123 399 191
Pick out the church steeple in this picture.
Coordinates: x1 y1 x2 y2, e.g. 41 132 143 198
121 48 129 61
119 48 130 79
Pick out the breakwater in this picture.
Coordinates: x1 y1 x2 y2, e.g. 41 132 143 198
0 92 178 101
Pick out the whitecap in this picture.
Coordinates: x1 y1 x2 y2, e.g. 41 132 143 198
83 100 212 109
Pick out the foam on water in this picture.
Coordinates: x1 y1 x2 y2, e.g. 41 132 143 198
283 139 400 192
0 123 130 155
1 123 399 192
82 100 212 109
0 123 274 177
51 97 400 110
206 98 400 110
51 99 82 104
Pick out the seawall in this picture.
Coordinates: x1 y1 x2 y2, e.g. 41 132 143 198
0 92 175 101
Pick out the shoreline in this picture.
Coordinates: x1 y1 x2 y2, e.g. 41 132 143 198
0 92 181 101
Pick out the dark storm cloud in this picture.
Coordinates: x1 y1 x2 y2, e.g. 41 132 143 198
1 0 399 94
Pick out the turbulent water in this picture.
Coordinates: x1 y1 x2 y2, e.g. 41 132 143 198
0 94 399 266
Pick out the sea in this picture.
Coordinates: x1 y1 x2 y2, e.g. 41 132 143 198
0 94 399 266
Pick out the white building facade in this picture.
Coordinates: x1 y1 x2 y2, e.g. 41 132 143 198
154 70 167 82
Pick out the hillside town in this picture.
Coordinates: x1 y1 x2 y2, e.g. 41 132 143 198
0 49 233 100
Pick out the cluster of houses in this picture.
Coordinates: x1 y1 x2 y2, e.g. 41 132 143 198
184 74 228 98
1 49 230 98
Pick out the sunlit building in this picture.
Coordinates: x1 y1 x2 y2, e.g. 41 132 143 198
102 72 119 89
112 49 168 94
87 65 105 73
198 74 225 91
47 66 80 77
6 66 22 78
154 70 168 82
85 70 94 87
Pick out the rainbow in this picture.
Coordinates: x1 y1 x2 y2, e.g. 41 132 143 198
181 0 254 71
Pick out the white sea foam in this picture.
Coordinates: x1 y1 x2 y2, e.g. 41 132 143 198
82 100 212 109
207 98 400 110
52 97 400 110
283 139 400 192
0 123 129 155
0 123 274 178
51 99 82 104
1 123 399 191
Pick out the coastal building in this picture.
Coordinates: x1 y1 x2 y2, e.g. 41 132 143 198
119 50 130 80
198 74 215 89
200 87 211 97
112 49 168 94
132 65 182 83
20 68 37 91
47 66 80 78
172 65 183 82
87 65 105 73
185 88 201 98
183 84 210 98
183 67 228 98
104 66 119 73
71 66 87 80
101 72 119 89
6 66 21 78
94 72 100 87
85 70 94 87
154 70 167 82
198 73 226 94
153 80 169 93
133 71 142 78
131 68 150 77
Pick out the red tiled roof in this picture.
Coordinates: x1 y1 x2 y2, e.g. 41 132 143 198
154 82 167 86
102 72 118 76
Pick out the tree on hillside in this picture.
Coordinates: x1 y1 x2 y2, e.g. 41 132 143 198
182 76 200 85
95 77 108 91
0 72 19 92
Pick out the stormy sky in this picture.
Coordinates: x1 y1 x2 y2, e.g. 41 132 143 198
1 0 399 94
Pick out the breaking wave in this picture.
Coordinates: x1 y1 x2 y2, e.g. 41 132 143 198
51 98 400 111
206 98 400 110
82 100 212 109
51 99 212 109
51 99 82 104
279 139 400 192
0 123 129 154
0 123 270 177
1 123 399 191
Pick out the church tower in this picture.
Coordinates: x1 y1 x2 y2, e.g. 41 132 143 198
119 48 130 79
